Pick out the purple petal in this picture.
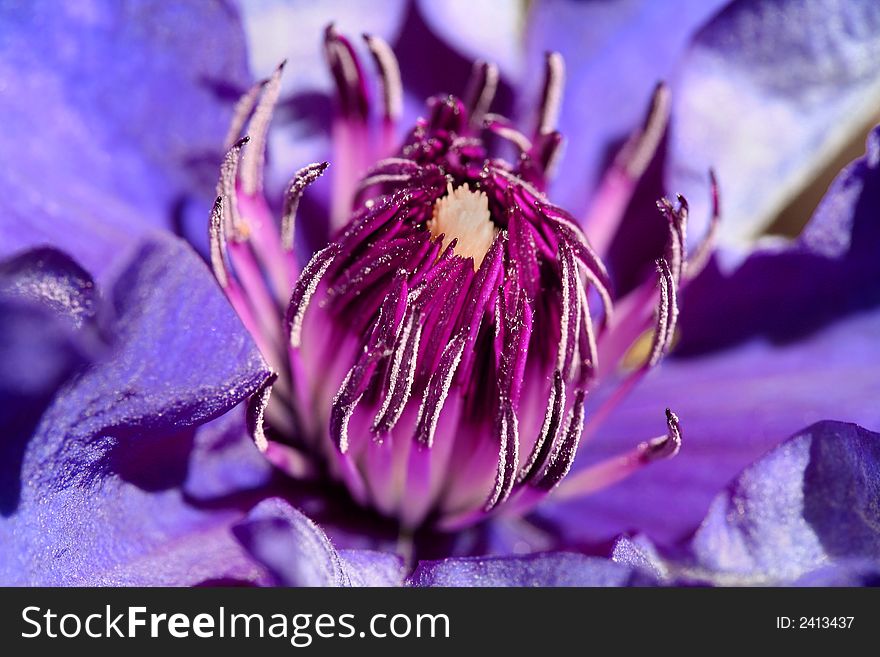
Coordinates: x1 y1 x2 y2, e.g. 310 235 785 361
526 0 727 214
184 405 275 502
0 236 270 584
417 0 524 80
688 421 880 584
536 307 880 547
679 124 880 355
409 552 651 587
0 247 98 328
339 549 406 587
0 1 250 278
233 498 405 586
791 561 880 587
667 0 880 249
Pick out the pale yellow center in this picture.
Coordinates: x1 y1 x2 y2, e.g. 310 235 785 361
428 183 497 269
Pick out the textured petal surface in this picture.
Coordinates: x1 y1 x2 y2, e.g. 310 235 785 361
0 0 250 278
685 421 880 585
233 498 405 586
667 0 880 249
184 405 276 502
0 248 99 515
0 236 270 585
409 552 650 587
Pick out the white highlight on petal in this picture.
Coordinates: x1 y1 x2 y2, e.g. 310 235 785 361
428 183 497 269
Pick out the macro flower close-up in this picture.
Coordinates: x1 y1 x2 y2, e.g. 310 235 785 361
2 0 880 590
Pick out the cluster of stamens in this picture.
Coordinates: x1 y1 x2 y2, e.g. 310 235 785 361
208 25 720 530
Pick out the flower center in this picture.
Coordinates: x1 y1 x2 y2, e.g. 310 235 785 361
428 182 497 269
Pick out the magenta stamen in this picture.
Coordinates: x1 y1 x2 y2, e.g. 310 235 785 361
286 243 340 349
246 373 277 452
216 136 250 240
532 389 586 491
223 78 266 151
413 331 467 447
583 82 670 257
553 408 682 501
483 113 533 153
535 51 565 136
209 196 231 290
485 400 520 511
463 60 499 127
372 312 422 436
517 370 566 484
363 34 402 123
240 61 285 196
281 161 330 251
324 24 370 121
684 169 721 280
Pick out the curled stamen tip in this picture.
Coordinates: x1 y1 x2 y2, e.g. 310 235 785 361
708 168 720 213
640 408 682 462
233 135 250 148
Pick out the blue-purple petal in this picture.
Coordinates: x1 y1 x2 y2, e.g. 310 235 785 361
184 405 276 502
0 0 250 278
687 421 880 584
679 124 880 355
0 236 270 584
233 498 405 586
667 0 880 249
409 552 652 587
417 0 524 80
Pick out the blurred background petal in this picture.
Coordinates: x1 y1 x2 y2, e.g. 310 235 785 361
667 0 880 254
0 0 250 279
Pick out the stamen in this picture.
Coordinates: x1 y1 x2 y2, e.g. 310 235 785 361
532 389 586 491
615 81 671 179
464 60 499 127
285 243 340 349
657 194 688 285
240 61 285 196
247 373 277 452
684 169 721 280
209 196 231 289
647 258 677 368
371 312 422 437
484 113 533 153
640 408 682 461
557 242 578 379
536 51 565 136
324 24 369 120
413 332 467 447
363 33 402 122
216 136 250 240
485 400 520 511
281 162 330 251
584 82 670 257
330 368 361 453
223 78 266 151
429 183 497 269
517 370 566 484
553 407 683 501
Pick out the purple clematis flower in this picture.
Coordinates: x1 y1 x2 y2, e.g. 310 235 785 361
1 0 880 587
